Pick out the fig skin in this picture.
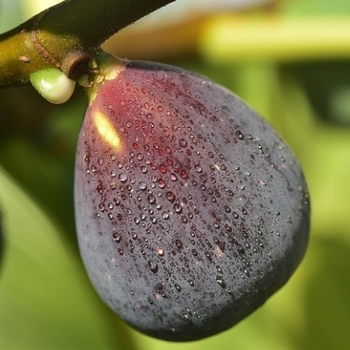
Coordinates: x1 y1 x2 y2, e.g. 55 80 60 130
74 58 310 341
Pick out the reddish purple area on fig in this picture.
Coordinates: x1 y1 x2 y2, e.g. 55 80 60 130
74 60 310 341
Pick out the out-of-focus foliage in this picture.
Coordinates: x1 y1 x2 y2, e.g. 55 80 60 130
0 0 349 349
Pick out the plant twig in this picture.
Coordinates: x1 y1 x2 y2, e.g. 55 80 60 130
0 0 175 88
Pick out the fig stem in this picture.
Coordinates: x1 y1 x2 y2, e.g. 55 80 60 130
0 0 175 88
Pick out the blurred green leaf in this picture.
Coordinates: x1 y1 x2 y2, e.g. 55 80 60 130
297 236 350 350
0 90 85 241
281 0 350 16
0 167 136 350
289 61 350 126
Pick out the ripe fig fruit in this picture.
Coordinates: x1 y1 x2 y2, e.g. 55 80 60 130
74 54 310 341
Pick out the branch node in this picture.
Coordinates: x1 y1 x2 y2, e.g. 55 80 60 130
61 51 91 80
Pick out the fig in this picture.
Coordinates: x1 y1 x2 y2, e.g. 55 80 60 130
74 54 310 341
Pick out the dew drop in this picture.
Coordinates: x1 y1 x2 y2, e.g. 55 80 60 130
141 166 148 174
166 191 176 202
119 173 128 183
162 212 170 220
174 283 181 292
236 130 244 140
131 232 138 240
158 179 166 189
159 164 167 174
205 251 212 260
139 182 147 191
179 139 187 147
216 275 227 289
112 232 121 242
96 184 103 194
174 203 183 214
195 165 202 173
224 205 231 213
148 260 158 273
175 239 183 249
148 195 156 205
180 170 188 179
156 247 164 256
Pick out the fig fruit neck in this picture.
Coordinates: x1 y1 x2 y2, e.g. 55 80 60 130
83 51 126 104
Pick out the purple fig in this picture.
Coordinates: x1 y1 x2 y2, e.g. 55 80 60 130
74 54 310 341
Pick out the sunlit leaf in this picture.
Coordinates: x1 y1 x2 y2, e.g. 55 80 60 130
200 16 350 63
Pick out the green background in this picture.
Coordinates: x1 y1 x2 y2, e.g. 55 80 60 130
0 1 349 349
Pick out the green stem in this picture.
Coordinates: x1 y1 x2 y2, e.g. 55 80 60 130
0 0 175 88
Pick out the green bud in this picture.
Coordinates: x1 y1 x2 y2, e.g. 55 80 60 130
30 68 75 104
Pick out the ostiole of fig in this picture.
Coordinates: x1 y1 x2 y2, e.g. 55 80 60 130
74 51 310 342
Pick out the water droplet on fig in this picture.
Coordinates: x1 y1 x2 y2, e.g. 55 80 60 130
148 260 158 273
112 232 121 243
179 139 187 147
119 173 128 183
174 283 181 292
139 182 147 190
216 275 227 289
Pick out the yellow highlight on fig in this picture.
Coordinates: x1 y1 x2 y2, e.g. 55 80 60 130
94 112 121 148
